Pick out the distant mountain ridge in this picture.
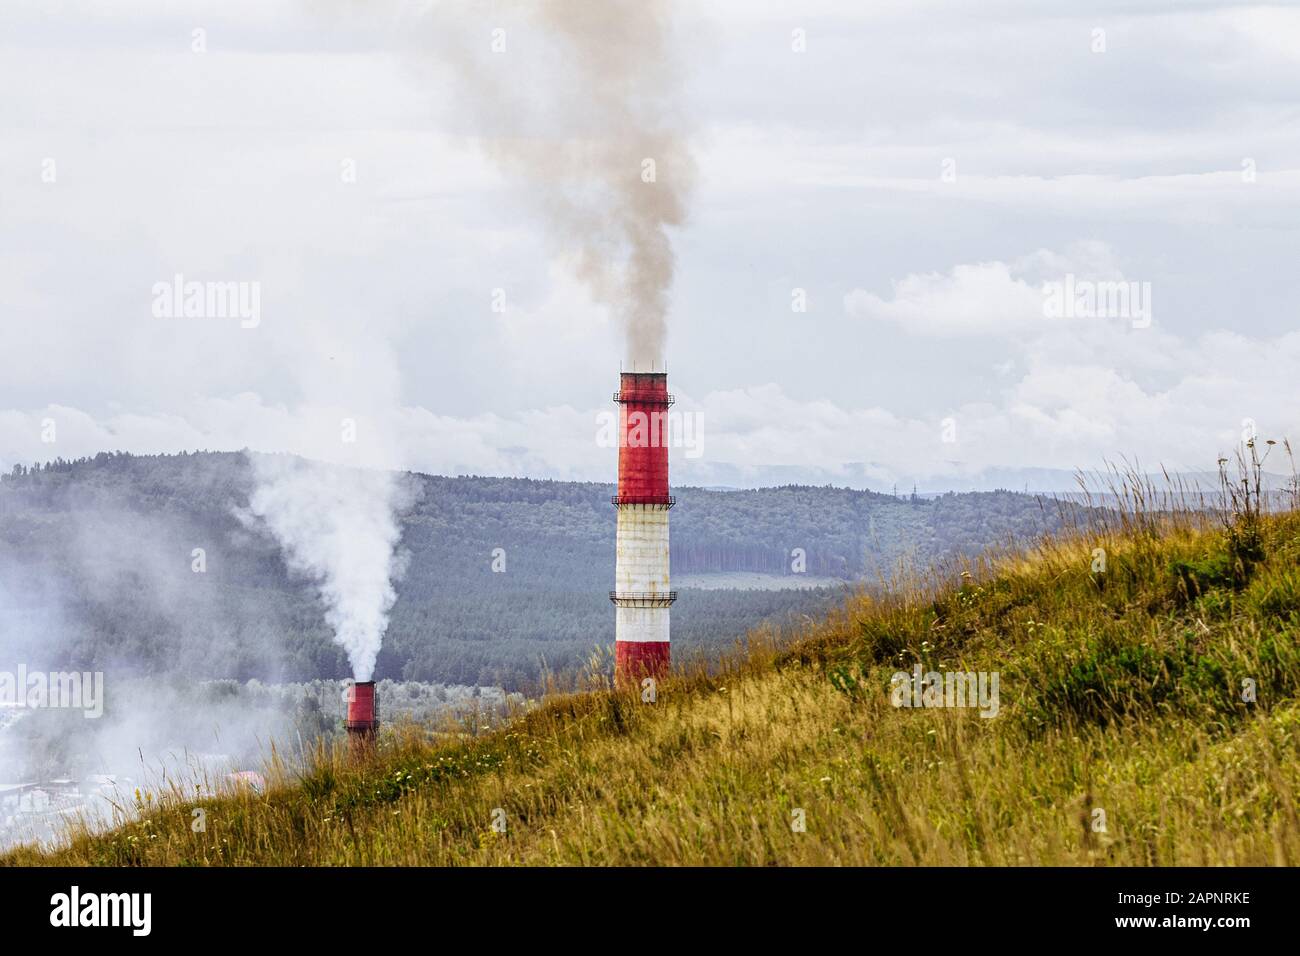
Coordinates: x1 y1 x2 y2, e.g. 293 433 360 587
681 464 1298 496
0 451 1079 689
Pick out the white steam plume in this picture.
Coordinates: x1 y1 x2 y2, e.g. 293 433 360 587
247 457 412 682
241 321 415 683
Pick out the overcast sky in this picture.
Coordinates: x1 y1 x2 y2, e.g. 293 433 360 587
2 0 1298 491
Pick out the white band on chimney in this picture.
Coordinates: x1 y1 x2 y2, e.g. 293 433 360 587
615 605 671 643
615 507 671 594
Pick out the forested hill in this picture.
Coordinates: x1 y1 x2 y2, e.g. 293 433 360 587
0 452 1071 690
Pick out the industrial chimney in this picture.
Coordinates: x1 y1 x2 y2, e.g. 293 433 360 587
345 680 379 749
611 371 675 687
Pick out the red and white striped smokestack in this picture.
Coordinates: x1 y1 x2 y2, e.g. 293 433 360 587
611 371 675 687
345 680 379 748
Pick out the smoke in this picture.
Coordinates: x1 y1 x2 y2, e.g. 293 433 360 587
405 0 695 365
225 311 417 683
245 456 413 682
226 299 418 683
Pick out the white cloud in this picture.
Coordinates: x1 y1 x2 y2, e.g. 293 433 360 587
845 260 1043 336
844 242 1137 337
8 314 1299 492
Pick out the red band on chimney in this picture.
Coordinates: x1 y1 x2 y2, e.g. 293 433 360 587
615 640 670 685
616 372 671 504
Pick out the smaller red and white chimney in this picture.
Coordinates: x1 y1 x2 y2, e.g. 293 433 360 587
345 680 379 749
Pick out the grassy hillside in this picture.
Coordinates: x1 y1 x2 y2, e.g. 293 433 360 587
6 467 1300 866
